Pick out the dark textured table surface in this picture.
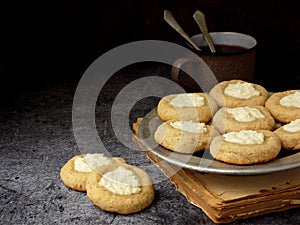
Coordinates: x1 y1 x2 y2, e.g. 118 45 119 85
1 63 300 225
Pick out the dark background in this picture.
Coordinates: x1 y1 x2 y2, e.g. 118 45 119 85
0 0 300 94
1 1 300 224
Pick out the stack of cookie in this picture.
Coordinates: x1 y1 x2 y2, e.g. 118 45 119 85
154 79 300 165
60 153 154 214
155 92 219 154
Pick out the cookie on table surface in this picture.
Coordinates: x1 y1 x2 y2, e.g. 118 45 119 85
212 106 276 133
210 130 281 165
209 80 269 107
60 154 126 192
265 90 300 123
274 119 300 151
154 120 219 154
86 164 154 214
157 93 218 122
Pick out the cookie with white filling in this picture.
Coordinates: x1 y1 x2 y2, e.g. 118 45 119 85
212 106 276 133
209 80 268 107
60 154 126 192
210 130 281 165
265 90 300 123
274 119 300 151
157 93 218 122
154 120 219 154
86 164 154 214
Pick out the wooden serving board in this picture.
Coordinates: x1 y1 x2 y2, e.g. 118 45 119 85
132 119 300 224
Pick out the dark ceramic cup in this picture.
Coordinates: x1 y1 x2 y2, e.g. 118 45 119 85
171 32 257 91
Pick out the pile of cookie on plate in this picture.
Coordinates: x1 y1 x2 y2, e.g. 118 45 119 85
154 79 300 165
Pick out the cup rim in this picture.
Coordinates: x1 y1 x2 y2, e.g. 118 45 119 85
191 32 257 56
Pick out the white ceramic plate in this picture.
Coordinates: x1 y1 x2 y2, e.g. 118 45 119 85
138 108 300 175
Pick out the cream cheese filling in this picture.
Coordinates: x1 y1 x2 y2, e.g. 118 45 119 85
280 92 300 108
224 82 260 99
223 130 264 145
283 119 300 132
170 93 205 108
99 166 141 195
74 153 115 173
226 106 265 122
170 120 207 133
